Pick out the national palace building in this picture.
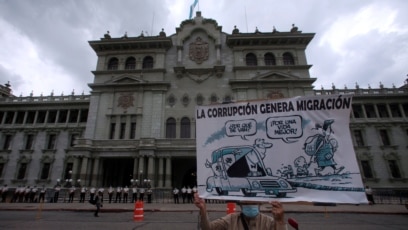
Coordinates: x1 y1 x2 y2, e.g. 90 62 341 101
0 12 407 193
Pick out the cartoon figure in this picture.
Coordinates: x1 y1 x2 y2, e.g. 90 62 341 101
245 138 273 176
294 156 309 177
303 119 344 176
205 141 296 198
277 165 294 179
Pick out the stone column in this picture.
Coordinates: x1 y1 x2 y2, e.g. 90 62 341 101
138 156 145 183
79 157 88 183
133 157 139 179
147 156 155 186
165 156 172 188
73 157 80 181
125 115 131 139
91 158 100 187
157 157 164 188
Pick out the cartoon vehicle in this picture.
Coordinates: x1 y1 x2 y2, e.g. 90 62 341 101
205 146 296 197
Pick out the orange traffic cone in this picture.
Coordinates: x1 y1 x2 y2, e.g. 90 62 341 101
226 202 236 214
134 201 144 221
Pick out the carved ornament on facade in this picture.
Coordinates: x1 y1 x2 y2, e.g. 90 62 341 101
118 93 134 110
189 37 209 64
173 66 225 83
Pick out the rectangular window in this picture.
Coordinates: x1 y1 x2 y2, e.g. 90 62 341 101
352 105 364 118
130 122 136 139
403 103 408 118
389 104 402 117
109 123 116 139
364 104 376 118
3 134 12 150
25 134 34 150
40 163 51 180
36 111 46 123
15 111 25 124
69 109 79 123
4 111 14 124
47 134 56 149
119 123 126 139
377 104 389 118
388 160 401 178
361 160 373 178
47 110 57 123
26 111 36 124
0 163 4 177
0 111 4 124
379 129 391 146
17 163 27 180
80 109 88 122
353 130 364 147
58 110 68 123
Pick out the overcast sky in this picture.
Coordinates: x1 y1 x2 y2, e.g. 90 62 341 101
1 0 407 96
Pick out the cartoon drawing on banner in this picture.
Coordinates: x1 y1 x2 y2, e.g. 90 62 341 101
205 138 296 198
202 117 361 198
196 95 367 203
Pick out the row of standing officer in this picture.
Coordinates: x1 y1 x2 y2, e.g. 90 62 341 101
172 186 197 204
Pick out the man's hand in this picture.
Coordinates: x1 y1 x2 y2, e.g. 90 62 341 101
193 192 206 213
270 201 285 225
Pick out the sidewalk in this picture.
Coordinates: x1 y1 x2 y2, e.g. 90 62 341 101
0 201 407 214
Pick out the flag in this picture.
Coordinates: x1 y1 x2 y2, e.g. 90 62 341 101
189 0 199 19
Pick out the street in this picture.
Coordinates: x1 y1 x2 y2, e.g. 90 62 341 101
0 210 407 230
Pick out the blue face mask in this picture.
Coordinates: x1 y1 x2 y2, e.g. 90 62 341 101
241 205 259 218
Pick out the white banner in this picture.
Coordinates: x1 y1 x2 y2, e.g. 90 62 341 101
195 94 367 204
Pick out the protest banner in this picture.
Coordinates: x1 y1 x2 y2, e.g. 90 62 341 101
195 94 367 203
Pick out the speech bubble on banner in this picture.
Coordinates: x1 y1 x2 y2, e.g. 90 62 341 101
225 119 257 140
266 115 302 143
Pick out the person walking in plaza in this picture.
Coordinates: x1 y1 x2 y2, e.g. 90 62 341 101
38 185 46 203
173 187 180 204
94 191 103 217
123 186 129 203
181 186 187 203
194 193 288 230
365 185 375 205
1 184 8 202
108 186 114 203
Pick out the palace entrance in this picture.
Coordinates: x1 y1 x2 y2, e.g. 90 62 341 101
102 158 134 187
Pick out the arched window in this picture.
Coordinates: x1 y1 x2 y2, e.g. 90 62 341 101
283 52 295 65
142 56 154 69
180 117 191 138
166 117 176 138
264 53 276 65
107 57 119 70
245 53 257 66
125 57 136 69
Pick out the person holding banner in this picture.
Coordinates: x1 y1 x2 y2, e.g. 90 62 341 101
194 193 287 230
